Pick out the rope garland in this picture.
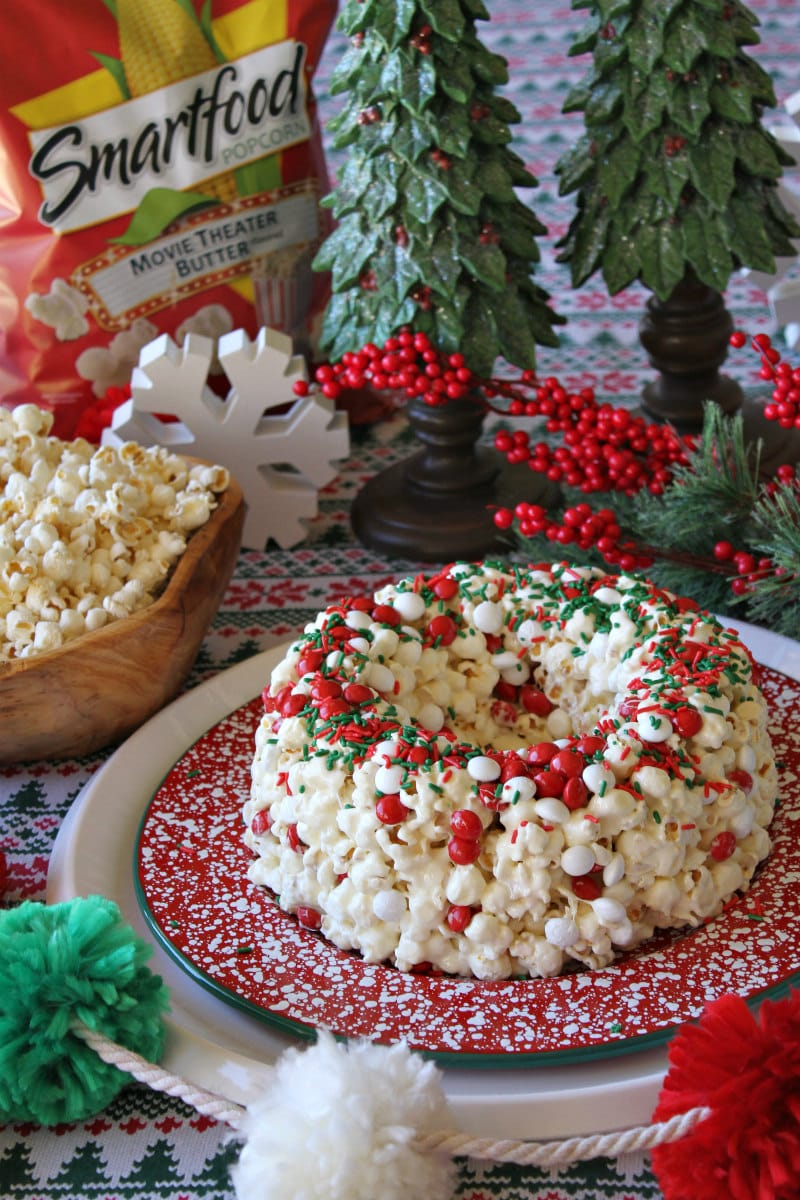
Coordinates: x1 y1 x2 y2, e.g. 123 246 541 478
72 1020 710 1167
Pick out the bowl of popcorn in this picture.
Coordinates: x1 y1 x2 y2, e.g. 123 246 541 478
0 404 245 764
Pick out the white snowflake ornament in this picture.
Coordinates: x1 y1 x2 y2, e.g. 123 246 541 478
103 327 349 549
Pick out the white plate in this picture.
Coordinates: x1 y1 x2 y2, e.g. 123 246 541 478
48 617 800 1139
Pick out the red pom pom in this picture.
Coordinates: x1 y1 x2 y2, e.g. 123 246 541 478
652 990 800 1200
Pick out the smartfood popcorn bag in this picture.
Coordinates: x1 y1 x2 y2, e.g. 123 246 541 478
0 0 336 436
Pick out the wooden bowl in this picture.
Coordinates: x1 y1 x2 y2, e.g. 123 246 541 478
0 477 245 765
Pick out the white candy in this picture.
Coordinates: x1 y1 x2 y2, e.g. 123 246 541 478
366 663 396 693
636 712 672 743
372 890 407 923
544 916 579 948
501 775 536 805
467 755 501 783
534 797 570 825
561 845 596 877
345 610 372 631
582 762 616 794
515 618 544 646
592 897 628 926
375 764 405 794
472 599 504 635
417 702 444 732
391 591 426 622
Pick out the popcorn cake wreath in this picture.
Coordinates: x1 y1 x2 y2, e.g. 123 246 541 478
246 560 778 981
0 569 794 1199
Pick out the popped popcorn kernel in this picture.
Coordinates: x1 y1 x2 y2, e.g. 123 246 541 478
0 404 228 663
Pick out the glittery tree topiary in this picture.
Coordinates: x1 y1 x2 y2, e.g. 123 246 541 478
313 0 564 377
555 0 800 434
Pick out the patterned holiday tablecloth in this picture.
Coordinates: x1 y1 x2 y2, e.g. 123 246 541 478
2 2 799 1198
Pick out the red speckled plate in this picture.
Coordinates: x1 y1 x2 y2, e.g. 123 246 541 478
135 645 800 1067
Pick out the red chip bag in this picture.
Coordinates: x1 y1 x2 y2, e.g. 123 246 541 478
0 0 335 436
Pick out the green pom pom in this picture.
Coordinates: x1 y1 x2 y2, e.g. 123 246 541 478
0 895 168 1125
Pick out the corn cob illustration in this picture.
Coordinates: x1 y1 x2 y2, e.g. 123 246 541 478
116 0 238 205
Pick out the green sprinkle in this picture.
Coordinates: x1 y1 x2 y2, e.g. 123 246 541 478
609 1021 623 1034
653 810 661 824
169 919 179 928
235 945 253 955
186 769 200 779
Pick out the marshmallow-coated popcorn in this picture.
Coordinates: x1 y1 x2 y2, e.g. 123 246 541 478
246 561 778 980
0 404 229 662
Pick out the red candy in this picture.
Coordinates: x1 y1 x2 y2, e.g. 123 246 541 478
527 741 559 766
446 904 475 933
450 809 483 840
281 691 307 718
372 604 402 626
297 648 325 675
533 770 564 798
572 874 602 900
448 835 481 865
432 577 459 600
550 749 584 778
318 697 351 720
562 776 589 811
376 794 409 824
576 735 605 756
344 682 373 703
520 684 553 716
251 809 272 835
311 677 343 700
287 823 304 852
672 707 703 737
428 614 458 645
710 831 737 861
296 906 322 930
729 769 754 793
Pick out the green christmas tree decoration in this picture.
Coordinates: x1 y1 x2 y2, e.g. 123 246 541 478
313 0 564 375
555 0 800 302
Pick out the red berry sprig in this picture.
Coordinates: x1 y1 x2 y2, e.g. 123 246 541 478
730 329 800 430
492 377 690 497
300 329 475 407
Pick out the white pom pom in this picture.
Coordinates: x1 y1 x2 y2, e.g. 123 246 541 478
231 1032 455 1200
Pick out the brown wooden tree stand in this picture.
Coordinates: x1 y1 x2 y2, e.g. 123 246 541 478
639 271 800 474
350 391 555 563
